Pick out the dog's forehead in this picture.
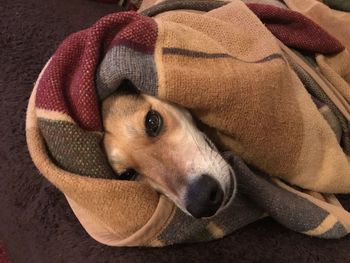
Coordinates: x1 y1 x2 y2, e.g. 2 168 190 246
102 94 149 121
143 95 193 123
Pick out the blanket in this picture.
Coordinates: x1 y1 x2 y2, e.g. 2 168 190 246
323 0 350 11
26 0 350 246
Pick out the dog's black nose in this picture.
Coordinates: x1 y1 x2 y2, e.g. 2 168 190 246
185 174 224 218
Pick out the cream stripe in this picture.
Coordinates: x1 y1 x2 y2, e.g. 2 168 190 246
36 108 75 123
324 194 344 208
149 239 164 247
304 190 327 202
206 222 225 239
319 105 330 114
303 214 338 236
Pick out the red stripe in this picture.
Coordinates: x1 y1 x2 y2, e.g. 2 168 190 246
247 3 344 55
35 12 157 131
108 16 157 53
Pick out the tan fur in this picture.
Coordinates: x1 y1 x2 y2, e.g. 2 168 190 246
102 93 234 215
103 94 192 198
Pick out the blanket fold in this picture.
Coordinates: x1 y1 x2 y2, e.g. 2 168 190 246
321 0 350 12
26 0 350 246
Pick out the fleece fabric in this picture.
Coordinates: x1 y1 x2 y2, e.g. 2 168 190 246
26 0 350 246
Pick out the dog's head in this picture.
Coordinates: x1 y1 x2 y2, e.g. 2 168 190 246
102 81 236 218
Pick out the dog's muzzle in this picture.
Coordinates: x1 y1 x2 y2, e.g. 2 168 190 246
185 174 224 218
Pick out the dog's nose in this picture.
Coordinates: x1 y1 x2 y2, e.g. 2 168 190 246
185 174 224 218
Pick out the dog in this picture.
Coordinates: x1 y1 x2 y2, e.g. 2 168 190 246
102 80 236 218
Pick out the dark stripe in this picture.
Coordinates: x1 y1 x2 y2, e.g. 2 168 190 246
317 221 348 239
253 53 284 63
163 47 284 64
38 118 116 179
163 47 231 58
141 0 229 17
158 208 212 245
231 157 331 233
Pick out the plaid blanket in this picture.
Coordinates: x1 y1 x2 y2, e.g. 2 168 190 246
26 0 350 246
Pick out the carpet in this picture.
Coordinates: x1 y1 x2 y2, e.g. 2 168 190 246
1 0 350 262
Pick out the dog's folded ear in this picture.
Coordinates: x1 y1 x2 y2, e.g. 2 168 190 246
116 79 140 96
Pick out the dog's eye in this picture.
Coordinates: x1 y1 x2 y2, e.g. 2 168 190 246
145 110 163 137
119 168 138 180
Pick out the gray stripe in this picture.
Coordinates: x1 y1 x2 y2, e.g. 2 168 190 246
211 193 264 234
163 47 284 64
158 208 211 245
38 119 116 179
323 0 350 12
96 45 158 100
230 156 331 233
158 193 264 245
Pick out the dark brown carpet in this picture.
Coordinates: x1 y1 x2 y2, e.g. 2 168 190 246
1 0 350 262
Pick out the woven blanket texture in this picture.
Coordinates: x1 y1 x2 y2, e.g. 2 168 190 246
26 0 350 246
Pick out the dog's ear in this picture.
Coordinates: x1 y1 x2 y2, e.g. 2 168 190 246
116 79 140 96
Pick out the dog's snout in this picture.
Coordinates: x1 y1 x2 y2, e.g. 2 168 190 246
185 174 224 218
